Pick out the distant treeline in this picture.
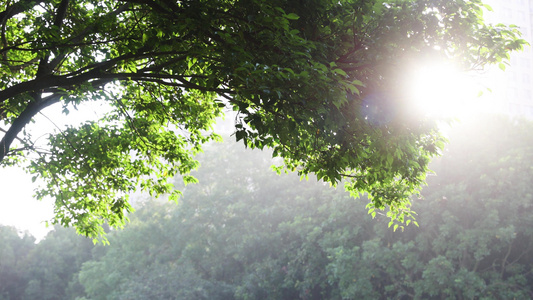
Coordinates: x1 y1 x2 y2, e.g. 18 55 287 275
1 115 532 300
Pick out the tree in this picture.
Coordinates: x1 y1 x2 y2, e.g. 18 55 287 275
0 225 95 300
0 0 526 237
76 117 533 299
21 226 94 300
2 118 529 299
77 137 365 300
0 226 35 300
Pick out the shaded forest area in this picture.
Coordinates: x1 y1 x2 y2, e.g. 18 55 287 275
1 115 532 299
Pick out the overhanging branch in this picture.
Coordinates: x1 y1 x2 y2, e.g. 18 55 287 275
0 93 61 162
0 0 44 24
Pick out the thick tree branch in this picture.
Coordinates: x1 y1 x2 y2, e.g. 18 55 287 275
0 126 35 152
0 94 60 161
36 0 70 78
0 50 205 106
116 0 170 15
0 0 43 24
0 73 117 162
53 0 69 28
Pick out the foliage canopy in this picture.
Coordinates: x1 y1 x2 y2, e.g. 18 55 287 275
0 0 526 237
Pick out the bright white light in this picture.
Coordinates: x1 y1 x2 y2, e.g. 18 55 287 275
0 166 54 241
408 62 483 118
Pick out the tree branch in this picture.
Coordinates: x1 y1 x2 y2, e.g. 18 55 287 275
0 93 60 162
36 0 70 78
116 0 171 15
46 3 131 74
0 0 43 24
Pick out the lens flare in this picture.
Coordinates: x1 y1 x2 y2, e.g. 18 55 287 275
408 62 482 118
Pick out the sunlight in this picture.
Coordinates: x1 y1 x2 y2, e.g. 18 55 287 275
407 61 482 118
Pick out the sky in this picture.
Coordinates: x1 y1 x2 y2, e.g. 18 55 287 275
0 166 54 240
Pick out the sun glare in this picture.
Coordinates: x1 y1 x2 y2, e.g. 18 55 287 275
408 62 483 118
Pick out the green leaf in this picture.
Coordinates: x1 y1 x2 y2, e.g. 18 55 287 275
352 79 364 86
333 68 347 76
235 130 247 142
284 13 300 20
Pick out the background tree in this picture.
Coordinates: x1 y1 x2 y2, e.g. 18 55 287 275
0 225 94 300
1 115 532 299
0 0 526 237
21 226 94 300
76 116 533 299
317 116 533 299
0 226 35 300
